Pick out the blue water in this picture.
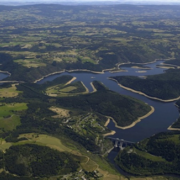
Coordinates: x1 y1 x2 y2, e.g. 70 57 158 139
0 72 9 81
37 60 179 176
1 61 179 176
37 60 179 142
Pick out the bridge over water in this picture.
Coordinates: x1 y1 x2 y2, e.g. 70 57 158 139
106 137 135 150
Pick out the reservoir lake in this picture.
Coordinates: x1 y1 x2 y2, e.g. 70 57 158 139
0 72 9 81
37 60 180 176
37 60 179 142
1 60 179 175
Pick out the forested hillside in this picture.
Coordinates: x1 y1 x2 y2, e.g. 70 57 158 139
112 68 180 100
116 132 180 175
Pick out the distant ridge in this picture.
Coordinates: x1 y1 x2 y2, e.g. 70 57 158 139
1 1 180 6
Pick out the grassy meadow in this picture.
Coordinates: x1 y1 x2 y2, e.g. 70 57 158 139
0 103 27 131
46 81 88 97
0 84 22 98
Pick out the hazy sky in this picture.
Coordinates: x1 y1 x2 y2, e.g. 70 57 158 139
1 0 180 4
1 0 180 1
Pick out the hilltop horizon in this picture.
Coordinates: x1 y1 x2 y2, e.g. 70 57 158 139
1 0 180 6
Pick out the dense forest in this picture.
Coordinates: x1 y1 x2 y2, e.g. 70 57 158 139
112 68 180 100
172 117 180 128
55 81 151 126
5 144 79 177
116 131 180 176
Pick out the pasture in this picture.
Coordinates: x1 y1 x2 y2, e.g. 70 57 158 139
46 81 87 97
0 103 27 131
0 84 21 98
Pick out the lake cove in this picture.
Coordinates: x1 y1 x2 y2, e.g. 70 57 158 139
37 60 179 142
1 60 178 176
0 72 9 81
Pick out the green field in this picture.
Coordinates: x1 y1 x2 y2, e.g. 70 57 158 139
46 81 88 97
18 133 76 152
0 103 27 131
14 59 46 68
132 147 167 162
0 133 121 179
0 84 22 98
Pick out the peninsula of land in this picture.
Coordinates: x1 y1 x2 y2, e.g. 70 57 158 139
104 106 154 130
110 71 180 102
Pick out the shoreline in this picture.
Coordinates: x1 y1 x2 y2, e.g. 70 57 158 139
34 70 66 83
0 70 11 76
131 66 151 70
81 81 89 94
104 106 155 130
103 130 116 137
0 80 24 83
104 118 110 127
117 58 170 69
109 69 127 73
156 65 175 69
0 57 175 85
161 62 180 68
67 69 104 74
90 82 97 93
134 58 175 65
174 103 180 109
109 78 180 103
65 77 76 85
167 117 180 131
167 126 180 131
33 58 175 84
34 69 104 84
